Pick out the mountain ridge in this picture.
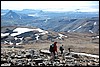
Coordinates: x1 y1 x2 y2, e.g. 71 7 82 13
1 10 99 34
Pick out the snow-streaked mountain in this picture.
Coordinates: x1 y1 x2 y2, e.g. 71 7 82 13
1 26 68 45
53 17 99 34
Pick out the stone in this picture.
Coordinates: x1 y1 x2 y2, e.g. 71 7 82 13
1 48 99 66
40 50 50 55
33 58 43 65
1 63 11 66
38 63 45 66
72 54 79 58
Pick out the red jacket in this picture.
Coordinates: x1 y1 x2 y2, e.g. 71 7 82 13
53 44 57 52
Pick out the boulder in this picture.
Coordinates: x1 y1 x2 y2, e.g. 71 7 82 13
40 50 50 55
33 58 43 65
72 54 79 58
1 63 11 66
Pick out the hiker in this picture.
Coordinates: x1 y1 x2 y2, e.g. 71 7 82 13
59 45 64 55
59 45 65 60
53 42 57 55
49 42 58 61
68 48 71 53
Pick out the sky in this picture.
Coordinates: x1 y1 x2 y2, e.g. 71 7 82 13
1 1 99 12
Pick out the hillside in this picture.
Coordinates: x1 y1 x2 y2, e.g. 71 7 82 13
1 26 99 55
1 26 99 66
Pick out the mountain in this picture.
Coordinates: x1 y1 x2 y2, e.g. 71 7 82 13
1 10 99 34
2 10 35 19
1 10 38 26
52 17 99 34
4 10 20 19
38 17 99 34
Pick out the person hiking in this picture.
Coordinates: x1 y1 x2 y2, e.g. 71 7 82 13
68 48 71 53
53 42 57 55
59 45 65 60
49 42 58 61
59 45 64 55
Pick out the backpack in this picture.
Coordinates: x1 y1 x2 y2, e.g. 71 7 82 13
49 44 54 52
59 46 64 51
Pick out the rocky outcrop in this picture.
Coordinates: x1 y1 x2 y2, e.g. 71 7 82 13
1 48 99 66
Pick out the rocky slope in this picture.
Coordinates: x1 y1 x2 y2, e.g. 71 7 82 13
1 48 99 66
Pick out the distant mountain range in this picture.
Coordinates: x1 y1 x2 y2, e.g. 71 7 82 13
1 10 99 34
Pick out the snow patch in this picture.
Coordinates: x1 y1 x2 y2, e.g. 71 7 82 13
9 41 13 45
35 34 39 40
65 36 68 37
16 42 22 45
96 36 99 38
94 22 97 25
72 29 76 32
19 37 23 40
28 13 39 17
59 34 64 37
14 37 18 40
11 15 13 18
71 52 99 58
15 37 23 41
77 26 82 29
67 30 71 32
72 22 90 32
58 33 67 39
35 28 44 32
1 33 9 37
11 27 48 36
11 28 34 36
44 18 51 22
92 36 99 39
35 28 48 34
89 30 93 33
4 41 9 44
28 14 36 16
73 26 82 32
83 22 89 26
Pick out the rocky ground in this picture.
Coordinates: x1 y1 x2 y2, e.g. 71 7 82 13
1 26 99 66
1 45 99 66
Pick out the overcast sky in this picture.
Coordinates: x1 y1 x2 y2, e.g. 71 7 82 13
1 1 99 12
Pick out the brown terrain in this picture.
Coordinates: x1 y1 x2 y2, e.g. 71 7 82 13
1 32 99 55
1 32 99 66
